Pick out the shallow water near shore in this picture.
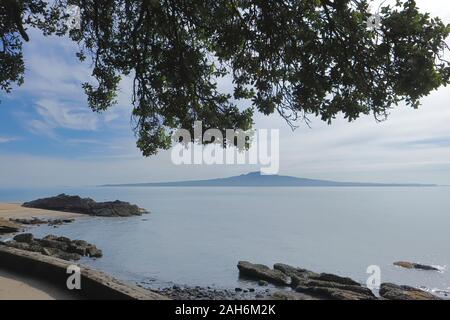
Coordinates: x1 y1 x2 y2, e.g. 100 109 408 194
1 186 450 296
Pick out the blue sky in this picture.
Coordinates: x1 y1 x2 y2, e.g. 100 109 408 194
1 0 450 187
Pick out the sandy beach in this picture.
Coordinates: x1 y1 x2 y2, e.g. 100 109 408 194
0 203 83 220
0 202 82 300
0 201 165 301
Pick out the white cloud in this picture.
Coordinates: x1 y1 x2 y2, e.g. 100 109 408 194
35 99 99 131
16 31 133 138
0 136 19 144
28 119 58 138
268 89 450 184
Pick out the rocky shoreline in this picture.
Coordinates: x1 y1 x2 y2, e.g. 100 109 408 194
0 218 22 234
235 261 441 300
1 233 102 261
0 195 146 261
393 261 441 271
152 284 274 300
144 259 448 300
1 229 445 300
0 198 446 300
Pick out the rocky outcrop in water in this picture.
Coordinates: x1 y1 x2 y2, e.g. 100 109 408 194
379 283 441 300
394 261 440 271
238 261 440 300
273 263 319 279
23 194 147 217
238 261 376 300
294 278 376 300
237 261 290 286
1 233 102 261
0 218 21 234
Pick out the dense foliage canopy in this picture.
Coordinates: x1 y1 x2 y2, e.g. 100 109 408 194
1 0 449 155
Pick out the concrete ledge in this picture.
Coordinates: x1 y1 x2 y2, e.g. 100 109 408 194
0 245 168 300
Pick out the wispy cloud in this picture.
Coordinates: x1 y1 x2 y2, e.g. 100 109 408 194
16 31 133 139
35 99 99 131
28 119 59 139
0 136 20 144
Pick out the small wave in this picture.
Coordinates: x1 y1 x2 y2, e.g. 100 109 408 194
431 289 450 299
419 286 450 299
432 265 446 273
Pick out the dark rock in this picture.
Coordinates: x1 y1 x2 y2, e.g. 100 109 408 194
379 283 441 300
155 284 270 300
274 263 319 280
272 291 317 300
290 275 304 288
67 240 102 258
238 260 382 300
11 217 74 227
55 251 82 261
23 194 146 217
67 240 88 255
13 233 34 243
10 217 47 225
310 273 360 286
3 234 102 261
394 261 440 271
413 264 439 271
294 278 376 298
90 200 145 217
41 247 81 261
86 246 103 258
296 285 376 300
238 261 289 286
0 218 21 234
48 218 75 226
258 280 269 286
38 238 69 251
5 241 44 254
42 247 60 256
53 236 72 244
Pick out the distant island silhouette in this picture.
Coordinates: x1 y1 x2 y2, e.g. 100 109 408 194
103 172 437 187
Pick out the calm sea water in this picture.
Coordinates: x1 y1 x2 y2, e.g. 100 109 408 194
1 187 449 293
